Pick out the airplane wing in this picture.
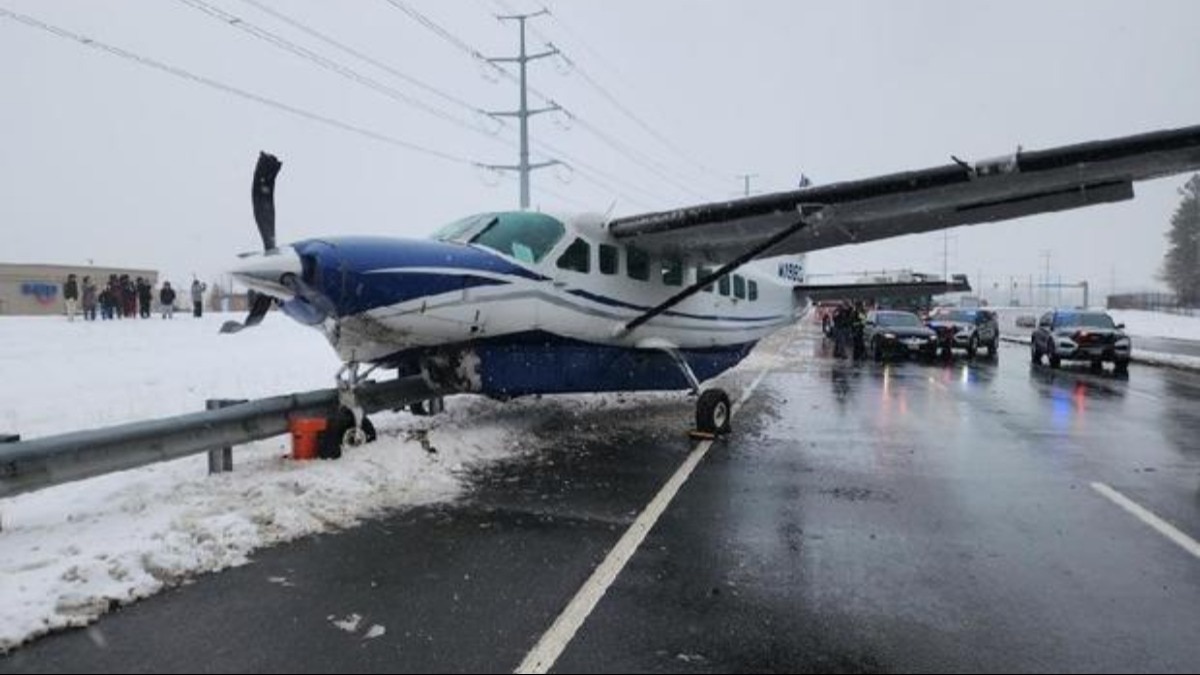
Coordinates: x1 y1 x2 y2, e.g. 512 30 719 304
607 124 1200 262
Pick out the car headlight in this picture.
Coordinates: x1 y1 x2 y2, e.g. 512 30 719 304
883 332 896 340
1115 338 1131 347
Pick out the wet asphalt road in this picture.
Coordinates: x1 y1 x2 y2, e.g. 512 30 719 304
3 324 1200 673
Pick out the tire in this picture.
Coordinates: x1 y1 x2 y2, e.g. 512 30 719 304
696 389 732 435
873 337 884 363
966 334 978 359
320 409 377 459
1048 344 1061 369
1114 359 1130 375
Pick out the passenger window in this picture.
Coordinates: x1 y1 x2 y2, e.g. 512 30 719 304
697 267 715 293
599 244 619 275
626 246 650 281
556 238 590 273
748 280 758 301
718 275 730 296
733 275 746 300
661 257 683 286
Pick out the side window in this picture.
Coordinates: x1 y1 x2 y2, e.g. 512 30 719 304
556 238 590 273
748 280 758 301
626 246 650 281
697 267 715 293
661 257 683 287
599 244 619 275
733 275 746 300
718 275 730 296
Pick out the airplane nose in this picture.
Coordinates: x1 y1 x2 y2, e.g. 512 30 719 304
230 246 303 298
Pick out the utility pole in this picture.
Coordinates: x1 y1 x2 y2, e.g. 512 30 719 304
1039 249 1052 307
482 10 559 209
736 173 758 197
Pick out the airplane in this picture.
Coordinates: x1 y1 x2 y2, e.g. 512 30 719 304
224 124 1200 448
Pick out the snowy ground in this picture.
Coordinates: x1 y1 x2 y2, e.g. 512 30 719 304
0 313 712 653
991 306 1200 370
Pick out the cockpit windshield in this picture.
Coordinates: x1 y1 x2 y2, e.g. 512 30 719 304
432 212 566 264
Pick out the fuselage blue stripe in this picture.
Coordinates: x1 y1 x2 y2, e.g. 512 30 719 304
566 288 785 323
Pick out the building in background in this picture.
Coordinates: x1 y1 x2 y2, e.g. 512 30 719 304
0 263 158 316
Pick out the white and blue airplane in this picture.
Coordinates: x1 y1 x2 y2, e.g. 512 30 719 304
226 124 1200 444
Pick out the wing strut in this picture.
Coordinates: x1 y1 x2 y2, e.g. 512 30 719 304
622 210 818 334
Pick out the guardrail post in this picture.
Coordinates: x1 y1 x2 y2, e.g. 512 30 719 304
205 399 244 474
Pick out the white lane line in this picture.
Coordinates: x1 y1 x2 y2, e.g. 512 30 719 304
1090 482 1200 560
514 368 773 674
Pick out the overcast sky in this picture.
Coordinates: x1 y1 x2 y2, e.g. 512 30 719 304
3 0 1198 297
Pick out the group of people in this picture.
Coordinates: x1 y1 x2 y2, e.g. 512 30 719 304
62 273 207 321
823 300 868 359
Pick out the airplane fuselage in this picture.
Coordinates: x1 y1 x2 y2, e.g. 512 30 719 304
236 212 804 398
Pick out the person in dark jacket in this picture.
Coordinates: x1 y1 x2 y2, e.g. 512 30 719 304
137 277 153 318
81 276 98 321
832 302 854 359
160 282 177 319
63 273 79 321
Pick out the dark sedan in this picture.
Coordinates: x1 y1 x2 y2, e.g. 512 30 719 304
864 310 939 361
1030 309 1131 373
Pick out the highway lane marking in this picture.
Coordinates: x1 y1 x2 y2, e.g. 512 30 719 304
1091 482 1200 560
514 367 773 674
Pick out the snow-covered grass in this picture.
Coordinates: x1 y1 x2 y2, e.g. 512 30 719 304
0 313 718 653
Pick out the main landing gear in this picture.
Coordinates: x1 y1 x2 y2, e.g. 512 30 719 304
662 346 732 436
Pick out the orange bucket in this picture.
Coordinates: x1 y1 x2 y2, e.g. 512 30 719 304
289 416 328 460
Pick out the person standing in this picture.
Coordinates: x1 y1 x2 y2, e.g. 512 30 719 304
81 276 98 321
160 282 177 319
62 273 79 321
191 278 207 318
136 277 153 318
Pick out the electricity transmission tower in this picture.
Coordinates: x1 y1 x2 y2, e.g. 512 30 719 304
480 10 560 209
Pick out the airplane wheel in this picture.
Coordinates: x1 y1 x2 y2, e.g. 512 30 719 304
320 409 377 459
696 389 732 435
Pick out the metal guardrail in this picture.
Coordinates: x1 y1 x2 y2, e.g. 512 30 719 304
0 376 435 500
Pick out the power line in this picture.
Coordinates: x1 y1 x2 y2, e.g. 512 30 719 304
564 111 709 201
0 6 475 166
175 0 494 138
375 0 682 210
536 2 733 188
234 0 490 120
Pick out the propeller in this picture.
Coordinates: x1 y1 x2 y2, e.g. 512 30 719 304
252 152 281 251
220 152 284 334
